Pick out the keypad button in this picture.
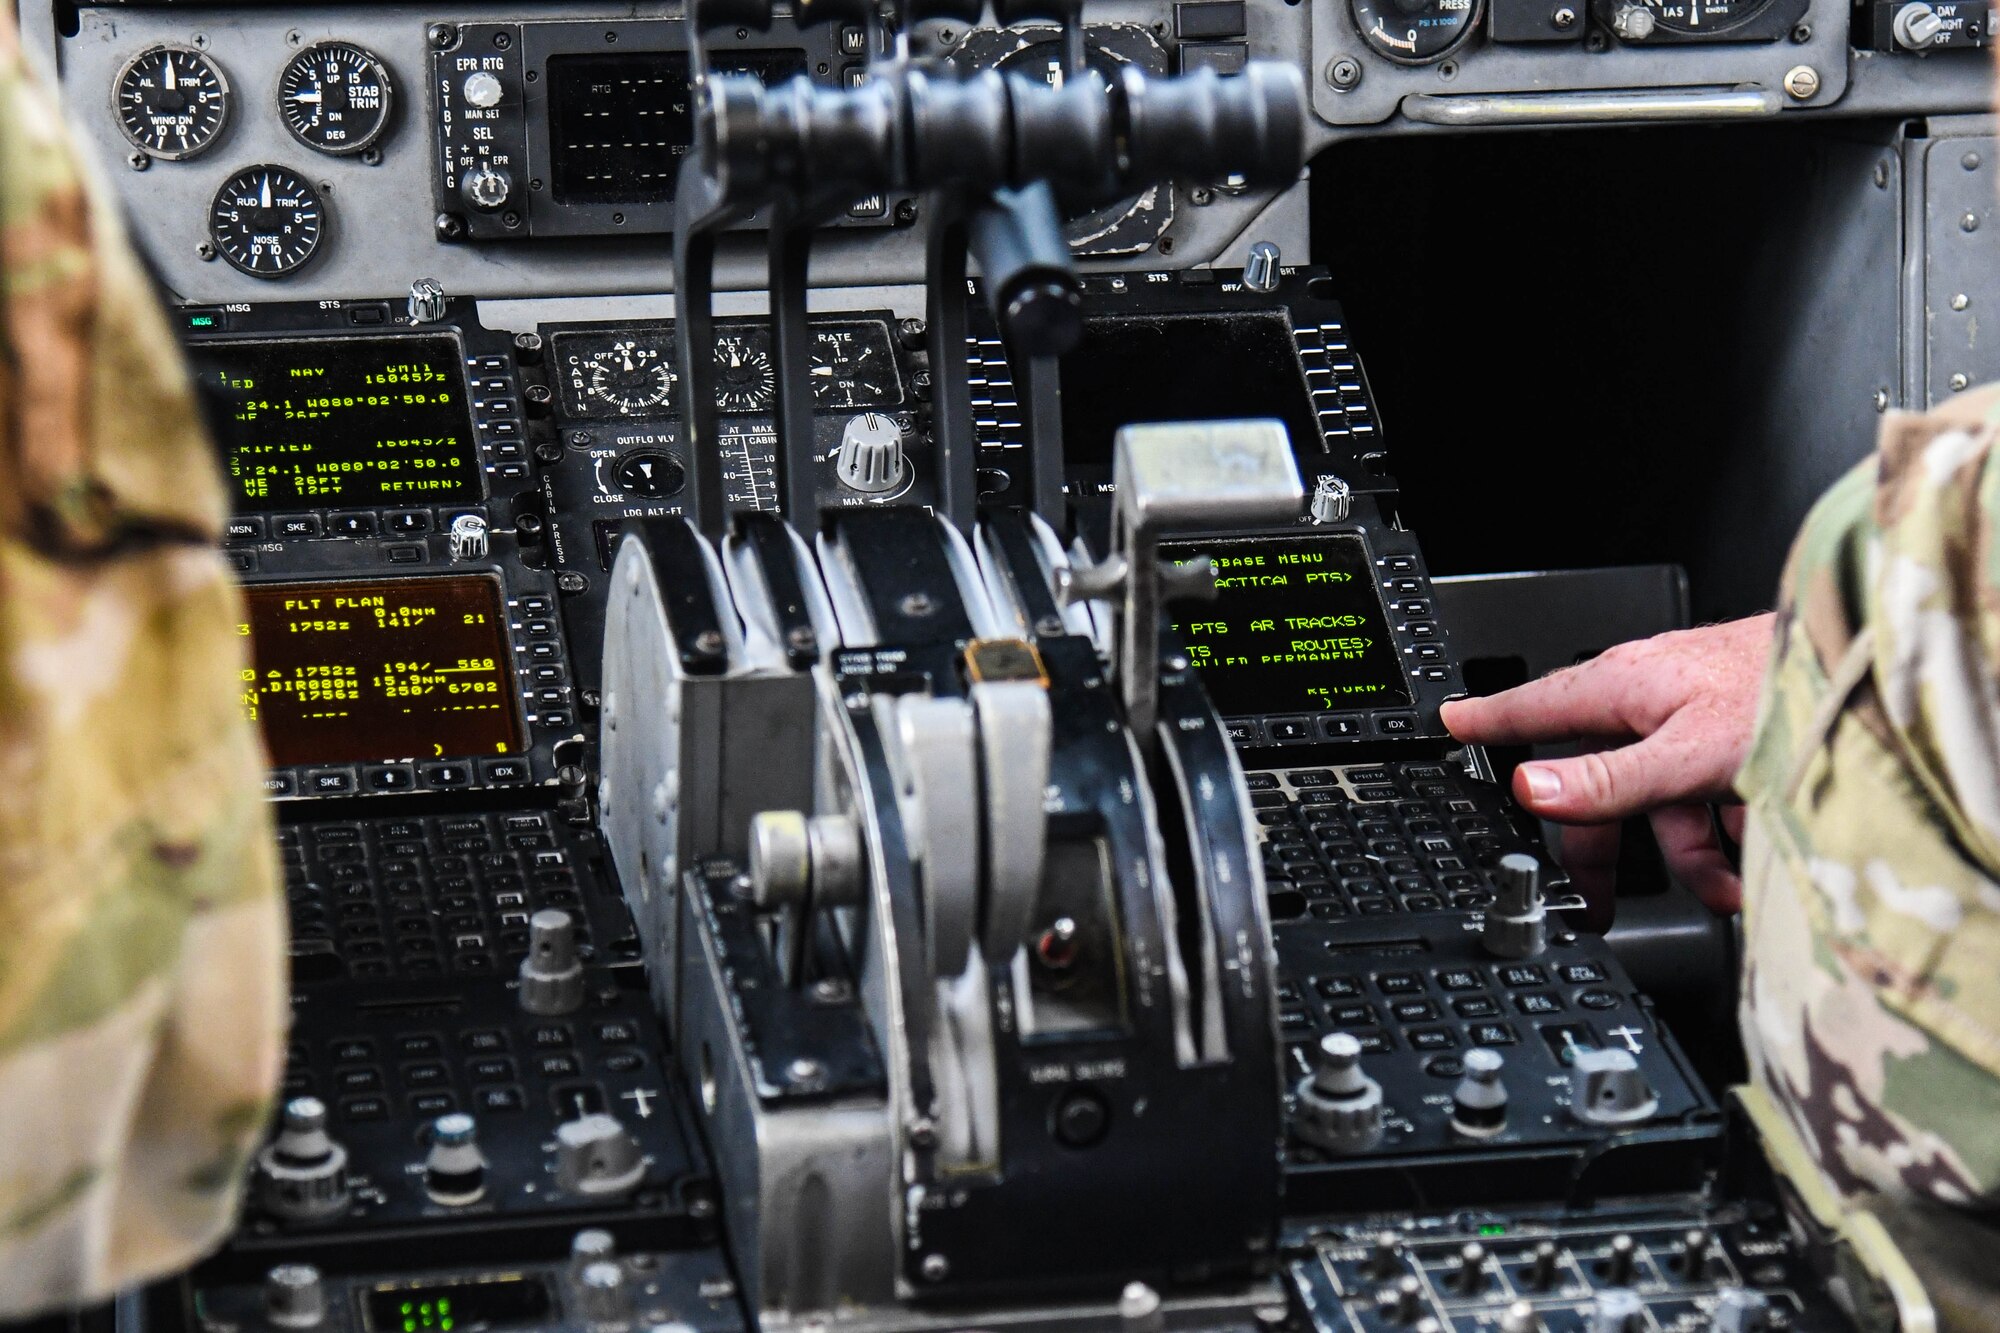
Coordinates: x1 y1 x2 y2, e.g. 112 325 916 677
469 1057 517 1083
1327 1003 1378 1027
1314 975 1362 1000
1350 1030 1394 1054
477 1085 526 1113
401 1062 450 1089
341 1095 389 1122
1268 716 1313 742
1578 989 1621 1011
595 1020 637 1045
1466 1023 1518 1046
334 1066 383 1093
1392 1000 1439 1023
409 1092 457 1117
1375 971 1424 996
329 1038 376 1063
1498 964 1549 988
461 1029 509 1054
397 1034 442 1058
537 1053 581 1079
1559 963 1608 985
1453 996 1502 1019
602 1051 646 1074
1407 1027 1458 1051
531 1024 574 1049
1513 991 1565 1016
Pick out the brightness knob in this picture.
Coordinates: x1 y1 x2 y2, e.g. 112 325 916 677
254 1097 351 1221
1293 1031 1386 1154
836 413 908 494
553 1113 647 1197
462 71 504 109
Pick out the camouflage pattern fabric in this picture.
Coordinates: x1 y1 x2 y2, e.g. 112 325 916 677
0 13 285 1318
1738 385 2000 1327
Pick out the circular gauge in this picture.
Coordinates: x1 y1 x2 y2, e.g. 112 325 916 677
810 322 902 410
611 450 686 499
585 339 676 415
713 333 776 413
1351 0 1481 64
207 165 326 278
1626 0 1771 34
114 45 230 161
278 42 393 156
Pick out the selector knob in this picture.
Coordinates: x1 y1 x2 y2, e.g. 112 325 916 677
1483 853 1549 959
255 1097 352 1221
570 1227 617 1278
1590 1289 1645 1333
462 70 504 108
518 908 586 1015
407 277 448 325
1893 1 1946 46
1310 473 1352 525
1244 240 1282 292
1451 1047 1509 1138
1608 1 1657 37
448 513 489 561
1570 1048 1660 1125
424 1113 488 1205
1524 1240 1561 1291
1679 1228 1713 1278
264 1264 327 1329
462 162 513 212
575 1261 632 1325
1369 1230 1403 1279
1453 1242 1489 1294
1294 1032 1386 1155
553 1112 647 1197
836 413 908 494
1603 1234 1638 1287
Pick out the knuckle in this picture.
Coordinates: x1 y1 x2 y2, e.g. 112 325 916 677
1576 750 1622 806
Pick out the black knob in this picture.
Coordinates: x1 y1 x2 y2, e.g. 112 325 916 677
1525 1240 1560 1291
1603 1234 1637 1287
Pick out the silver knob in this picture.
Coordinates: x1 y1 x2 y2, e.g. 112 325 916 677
1451 1047 1508 1138
424 1113 488 1205
1244 240 1282 292
462 70 504 108
835 413 908 494
1570 1048 1659 1125
1590 1289 1645 1333
518 908 585 1015
448 513 489 561
1499 1302 1541 1333
1118 1282 1165 1333
1310 473 1352 524
1609 2 1657 38
1893 1 1945 45
554 1113 647 1197
462 162 512 211
570 1228 617 1280
264 1264 327 1329
1293 1031 1386 1154
407 277 448 325
748 810 812 908
255 1097 351 1221
576 1260 632 1325
1482 853 1549 959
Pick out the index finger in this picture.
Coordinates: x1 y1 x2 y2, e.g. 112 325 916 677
1440 655 1643 748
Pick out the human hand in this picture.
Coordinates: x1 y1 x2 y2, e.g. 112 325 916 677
1437 614 1775 915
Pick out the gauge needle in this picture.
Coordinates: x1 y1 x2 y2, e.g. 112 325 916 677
293 90 324 102
260 173 272 209
622 351 635 370
164 55 178 91
810 365 833 377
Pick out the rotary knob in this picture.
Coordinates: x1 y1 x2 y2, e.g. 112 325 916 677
424 1113 488 1205
1483 853 1549 959
264 1265 328 1329
553 1112 647 1197
1293 1031 1386 1154
518 908 585 1015
448 513 489 561
835 413 908 494
575 1261 632 1324
462 70 504 108
255 1097 351 1221
1570 1048 1660 1125
1608 1 1657 38
462 162 513 212
1451 1047 1509 1137
1893 1 1946 46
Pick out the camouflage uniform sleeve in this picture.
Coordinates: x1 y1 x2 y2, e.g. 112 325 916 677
0 13 286 1319
1737 384 2000 1216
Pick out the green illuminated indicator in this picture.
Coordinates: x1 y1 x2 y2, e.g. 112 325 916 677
400 1298 454 1332
188 315 216 328
1478 1224 1507 1237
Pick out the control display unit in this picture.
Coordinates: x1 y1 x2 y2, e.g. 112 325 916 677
238 576 524 767
192 334 482 511
1057 309 1327 464
1167 533 1413 716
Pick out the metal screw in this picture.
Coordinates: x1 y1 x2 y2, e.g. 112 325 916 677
1783 65 1820 100
570 430 594 447
898 592 934 618
557 571 589 595
534 441 564 464
787 1057 824 1086
1964 212 1982 232
1438 59 1459 79
894 199 919 225
907 1117 939 1148
1951 372 1970 391
360 147 382 167
128 151 151 171
1327 56 1362 90
493 30 512 48
1790 20 1811 40
285 29 303 46
1966 151 1984 171
526 383 553 406
920 1254 949 1282
197 242 217 261
809 978 850 1004
1953 293 1970 310
1552 6 1578 27
786 625 819 654
1874 160 1891 188
1874 388 1891 412
435 212 467 242
429 23 457 48
694 629 725 656
1190 186 1214 205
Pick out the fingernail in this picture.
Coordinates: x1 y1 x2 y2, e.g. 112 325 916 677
1522 765 1561 803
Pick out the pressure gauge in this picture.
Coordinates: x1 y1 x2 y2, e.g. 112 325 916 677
114 46 230 161
713 332 776 413
1351 0 1482 63
207 165 326 278
584 339 676 415
278 43 393 156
